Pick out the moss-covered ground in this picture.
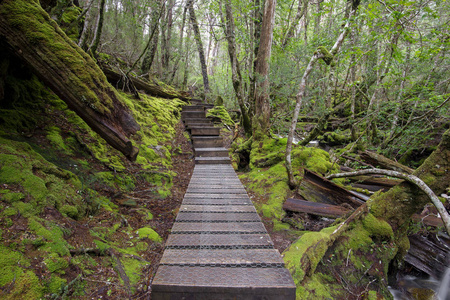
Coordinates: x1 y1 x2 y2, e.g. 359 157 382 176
0 63 194 298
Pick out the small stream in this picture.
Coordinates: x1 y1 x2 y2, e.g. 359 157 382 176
389 267 450 300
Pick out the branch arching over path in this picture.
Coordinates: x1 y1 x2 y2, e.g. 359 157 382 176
326 168 450 235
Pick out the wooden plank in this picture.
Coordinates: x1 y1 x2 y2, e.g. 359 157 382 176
298 169 365 208
283 198 352 218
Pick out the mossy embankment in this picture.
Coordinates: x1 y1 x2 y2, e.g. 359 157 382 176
231 134 339 232
0 64 189 298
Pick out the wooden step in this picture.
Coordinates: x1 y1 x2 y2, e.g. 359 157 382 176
192 136 223 148
195 157 231 164
195 147 229 157
152 163 296 299
183 118 211 124
181 111 206 120
182 105 205 112
190 127 220 136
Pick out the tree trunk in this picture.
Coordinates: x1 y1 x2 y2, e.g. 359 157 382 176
222 0 252 136
87 0 106 56
169 2 188 84
161 0 173 77
78 0 95 50
187 0 210 97
141 0 162 75
282 0 308 49
0 0 139 160
253 0 276 139
101 66 190 101
249 0 263 116
285 2 359 188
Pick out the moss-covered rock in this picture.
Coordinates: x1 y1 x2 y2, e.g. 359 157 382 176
136 227 162 242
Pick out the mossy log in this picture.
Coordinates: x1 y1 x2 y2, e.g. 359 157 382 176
360 150 414 174
283 198 352 218
101 66 190 101
0 0 139 160
298 169 366 208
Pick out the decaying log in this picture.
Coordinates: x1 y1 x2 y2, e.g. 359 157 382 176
298 169 366 208
347 175 401 192
327 168 450 235
283 198 352 218
0 0 139 160
360 150 414 174
101 66 191 101
405 233 450 279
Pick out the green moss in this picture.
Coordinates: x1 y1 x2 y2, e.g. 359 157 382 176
362 213 394 241
206 105 235 127
136 242 148 252
46 126 74 155
44 253 69 273
283 226 338 284
136 227 162 242
120 257 146 288
0 0 115 115
0 137 84 217
316 46 334 65
95 171 136 192
47 275 67 295
5 270 43 300
0 245 29 286
296 273 335 299
273 219 290 231
0 191 25 203
28 217 70 256
1 206 18 217
60 204 79 219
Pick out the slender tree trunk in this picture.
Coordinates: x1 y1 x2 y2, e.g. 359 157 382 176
249 0 263 116
350 26 358 140
182 27 192 90
78 0 95 50
162 0 173 76
141 0 162 75
285 3 359 188
313 0 323 35
187 0 210 97
282 0 308 49
253 0 276 139
87 0 106 56
169 2 188 84
222 0 252 136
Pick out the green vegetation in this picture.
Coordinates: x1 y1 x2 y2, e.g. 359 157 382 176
206 105 235 127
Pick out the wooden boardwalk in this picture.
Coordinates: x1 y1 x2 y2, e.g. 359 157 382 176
151 103 295 299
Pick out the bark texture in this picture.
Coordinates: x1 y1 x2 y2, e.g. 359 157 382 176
0 0 139 160
223 0 252 136
253 0 276 139
187 0 210 96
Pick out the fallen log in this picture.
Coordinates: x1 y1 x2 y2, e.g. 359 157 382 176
347 175 401 192
0 0 139 160
283 198 352 218
360 150 414 174
101 66 190 101
405 232 450 279
298 169 365 208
